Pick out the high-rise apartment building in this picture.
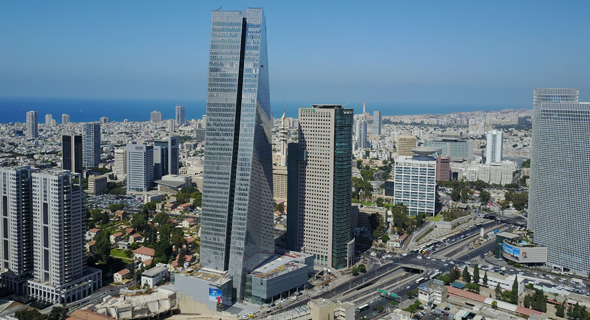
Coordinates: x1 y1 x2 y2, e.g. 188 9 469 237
486 130 503 164
62 135 83 173
154 136 179 180
200 8 274 300
150 111 163 122
393 148 438 216
175 105 185 126
435 155 451 181
424 138 473 161
45 114 53 127
26 111 38 139
396 133 417 157
528 88 590 274
99 116 109 124
114 148 127 177
286 105 355 269
355 116 368 150
373 111 382 135
62 114 70 125
28 170 101 303
167 119 175 132
126 144 154 192
0 168 101 302
0 166 36 293
83 123 101 169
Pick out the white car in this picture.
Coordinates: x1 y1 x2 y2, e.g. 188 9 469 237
402 253 408 256
444 264 449 266
449 261 455 265
426 256 431 260
417 256 423 260
431 259 436 261
441 260 446 262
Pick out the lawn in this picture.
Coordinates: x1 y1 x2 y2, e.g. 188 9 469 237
428 213 443 221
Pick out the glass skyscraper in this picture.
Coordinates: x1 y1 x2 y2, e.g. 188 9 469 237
528 88 590 274
83 122 101 169
200 8 274 301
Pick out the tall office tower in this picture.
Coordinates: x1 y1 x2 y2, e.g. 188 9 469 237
286 105 354 269
99 116 109 124
154 136 179 179
0 166 36 293
200 8 274 300
373 111 382 135
355 116 368 150
393 148 438 216
396 133 417 157
45 114 53 127
195 128 206 145
528 88 590 274
126 144 154 192
26 111 38 139
62 114 70 125
62 135 83 173
486 130 503 164
150 111 163 122
83 123 101 169
279 111 288 166
435 155 451 181
30 170 87 302
175 105 186 126
114 148 127 176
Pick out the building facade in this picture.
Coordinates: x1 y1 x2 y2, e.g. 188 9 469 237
114 148 127 177
175 105 185 126
62 135 83 173
287 105 354 269
150 111 163 122
435 155 451 181
45 114 53 127
62 114 70 125
272 166 288 200
355 116 368 150
486 130 503 164
200 8 275 301
424 138 473 161
126 144 154 193
26 111 38 139
154 136 179 179
393 148 438 216
528 88 590 274
397 133 417 157
373 111 382 135
83 122 101 169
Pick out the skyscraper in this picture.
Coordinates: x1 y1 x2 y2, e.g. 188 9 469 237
150 111 163 122
286 105 354 269
62 114 70 125
83 123 101 169
175 105 185 126
0 166 36 293
62 135 83 173
26 111 38 139
154 136 179 179
126 144 154 192
528 88 590 274
486 130 503 164
200 8 274 300
355 116 368 150
100 116 109 124
373 110 382 135
394 148 438 216
45 114 53 127
114 148 127 177
397 133 417 157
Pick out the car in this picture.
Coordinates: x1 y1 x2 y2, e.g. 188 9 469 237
402 253 408 256
444 264 449 266
426 256 431 260
510 269 515 272
407 286 411 289
417 256 423 260
431 259 436 261
441 260 446 262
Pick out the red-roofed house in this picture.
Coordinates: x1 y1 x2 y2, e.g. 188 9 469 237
86 241 97 254
114 210 127 220
182 218 195 228
129 233 142 244
178 203 192 210
86 228 102 241
164 203 177 211
133 247 155 261
114 269 131 283
125 227 135 235
110 232 123 244
171 254 196 269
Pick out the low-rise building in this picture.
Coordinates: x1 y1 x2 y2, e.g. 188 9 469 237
88 174 108 195
114 210 127 220
114 269 131 283
141 265 169 288
86 228 102 241
110 232 123 244
418 283 447 305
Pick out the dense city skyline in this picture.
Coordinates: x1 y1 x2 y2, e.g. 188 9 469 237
2 1 590 110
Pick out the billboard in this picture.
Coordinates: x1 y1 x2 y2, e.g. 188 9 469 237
209 288 222 304
502 243 521 260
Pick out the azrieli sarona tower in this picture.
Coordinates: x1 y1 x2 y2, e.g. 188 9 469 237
528 88 590 274
200 8 274 300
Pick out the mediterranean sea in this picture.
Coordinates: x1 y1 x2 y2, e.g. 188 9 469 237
0 96 528 124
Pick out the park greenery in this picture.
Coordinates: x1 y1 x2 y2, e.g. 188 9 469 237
15 307 68 320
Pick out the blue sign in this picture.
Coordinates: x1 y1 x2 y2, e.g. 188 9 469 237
209 288 222 303
503 243 521 260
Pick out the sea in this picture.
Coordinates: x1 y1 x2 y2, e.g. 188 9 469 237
0 96 527 124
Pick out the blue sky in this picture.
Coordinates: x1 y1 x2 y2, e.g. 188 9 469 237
1 1 590 109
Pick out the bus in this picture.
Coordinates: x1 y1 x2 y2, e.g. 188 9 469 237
357 304 370 313
415 277 425 284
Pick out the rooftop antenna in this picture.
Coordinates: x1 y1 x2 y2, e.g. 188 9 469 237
283 99 286 117
216 6 222 10
342 101 351 107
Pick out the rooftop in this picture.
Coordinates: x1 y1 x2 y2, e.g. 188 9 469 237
142 265 167 277
133 247 155 257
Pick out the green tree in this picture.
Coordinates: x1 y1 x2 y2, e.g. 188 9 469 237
451 189 461 202
152 211 170 226
49 307 68 320
495 283 503 299
462 266 471 283
483 271 488 286
178 248 186 268
460 189 471 203
450 268 461 283
377 305 384 312
479 190 491 204
376 198 385 207
109 203 125 212
492 301 498 309
274 202 285 213
555 300 565 318
95 230 112 263
510 276 519 304
473 264 480 284
523 294 531 308
465 283 480 293
439 275 451 285
15 309 48 320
